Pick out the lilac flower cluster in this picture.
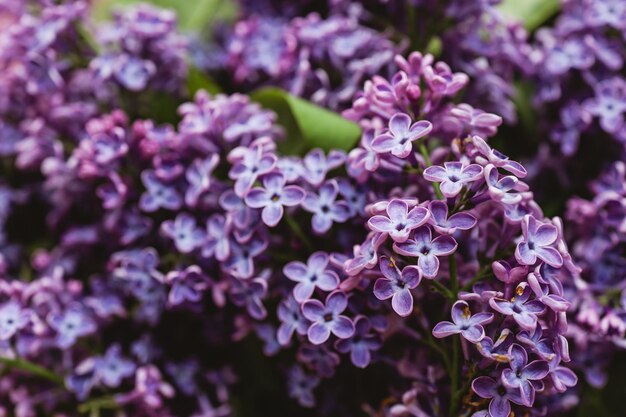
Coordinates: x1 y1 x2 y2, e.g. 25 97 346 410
533 0 626 155
335 53 577 415
0 1 188 176
91 4 187 95
210 10 399 110
564 161 626 388
210 0 534 122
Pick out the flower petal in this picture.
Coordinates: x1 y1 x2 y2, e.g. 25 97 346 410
419 254 440 278
281 186 305 206
262 204 283 227
489 395 511 417
461 324 485 343
373 278 395 300
283 261 308 282
350 344 371 368
371 133 397 153
472 376 497 399
391 289 414 316
331 316 355 339
524 360 550 380
368 215 395 233
293 282 315 303
388 113 411 136
423 165 447 182
535 247 563 268
326 291 348 314
302 299 325 321
432 321 460 338
431 235 458 255
308 322 331 345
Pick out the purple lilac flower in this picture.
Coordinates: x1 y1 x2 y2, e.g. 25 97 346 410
471 136 527 177
165 266 209 306
297 344 340 378
432 300 493 343
515 215 563 268
277 157 304 182
347 129 383 179
47 305 97 349
95 344 136 388
115 56 156 91
139 170 182 212
492 261 528 286
185 155 219 207
373 257 421 317
472 376 524 417
301 290 355 344
584 77 626 135
371 113 432 158
427 200 477 234
229 274 268 320
548 355 578 393
166 360 200 396
202 214 232 262
477 329 514 362
277 295 309 346
490 285 546 331
287 366 319 408
161 213 205 254
255 324 281 356
344 232 384 276
0 301 31 340
337 178 366 217
335 316 381 368
423 161 483 198
244 173 305 227
501 344 550 406
526 272 570 314
393 226 457 278
368 199 430 243
302 180 351 234
224 235 267 279
283 252 339 302
302 148 345 187
128 365 175 408
484 164 526 205
228 145 277 197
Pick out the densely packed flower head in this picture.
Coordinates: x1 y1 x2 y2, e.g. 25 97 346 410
92 3 187 95
564 161 626 389
210 9 400 110
200 0 533 120
533 0 626 156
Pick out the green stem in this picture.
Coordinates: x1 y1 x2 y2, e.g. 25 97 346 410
449 335 461 417
0 356 64 386
284 214 313 251
418 143 444 200
425 330 451 372
78 396 119 415
448 253 462 417
429 280 454 300
449 254 459 296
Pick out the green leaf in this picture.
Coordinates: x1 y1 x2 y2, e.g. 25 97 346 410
250 88 362 154
187 66 222 96
498 0 560 31
91 0 238 31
